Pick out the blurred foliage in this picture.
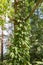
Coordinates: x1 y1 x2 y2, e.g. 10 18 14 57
0 0 43 65
30 7 43 65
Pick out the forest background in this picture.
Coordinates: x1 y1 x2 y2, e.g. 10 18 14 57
0 0 43 65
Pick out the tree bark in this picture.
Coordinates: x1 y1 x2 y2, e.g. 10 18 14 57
1 24 3 64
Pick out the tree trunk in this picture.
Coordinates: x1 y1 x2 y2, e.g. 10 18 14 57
1 24 3 64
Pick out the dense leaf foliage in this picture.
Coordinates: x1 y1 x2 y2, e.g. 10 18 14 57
0 0 43 65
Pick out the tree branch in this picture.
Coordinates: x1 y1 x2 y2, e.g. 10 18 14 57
8 0 42 22
24 0 42 21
